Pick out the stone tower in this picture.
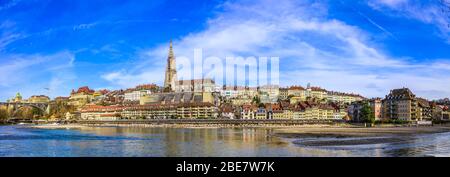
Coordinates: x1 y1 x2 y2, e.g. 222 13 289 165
164 40 177 92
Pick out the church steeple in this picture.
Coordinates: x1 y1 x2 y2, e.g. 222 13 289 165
164 40 177 92
168 40 174 58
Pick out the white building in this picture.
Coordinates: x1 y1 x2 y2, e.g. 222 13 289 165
175 79 216 93
124 90 152 102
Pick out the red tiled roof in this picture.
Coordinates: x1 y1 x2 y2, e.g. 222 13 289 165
310 87 327 92
72 86 95 94
289 86 305 90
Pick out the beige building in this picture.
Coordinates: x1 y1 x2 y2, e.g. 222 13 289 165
259 85 279 104
175 79 216 93
291 102 346 120
28 95 50 103
124 90 152 102
382 88 420 121
326 91 364 104
122 102 217 119
68 86 95 107
140 92 215 105
307 86 327 100
80 105 123 120
279 87 289 100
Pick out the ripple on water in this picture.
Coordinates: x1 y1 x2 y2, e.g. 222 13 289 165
3 125 450 157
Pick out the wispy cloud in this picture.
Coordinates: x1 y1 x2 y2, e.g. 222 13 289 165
367 0 450 40
0 0 21 11
0 51 77 100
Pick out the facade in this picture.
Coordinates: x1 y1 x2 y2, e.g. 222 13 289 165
122 102 217 119
231 97 253 106
307 86 327 100
28 95 50 103
177 103 218 119
417 98 432 121
432 105 450 120
279 87 289 100
326 91 364 104
382 88 420 121
220 89 239 98
124 90 152 102
220 86 258 99
220 104 236 119
68 86 95 107
140 92 215 105
175 79 216 93
287 86 306 98
80 105 123 120
259 85 279 104
349 98 382 122
289 101 346 120
239 101 346 120
255 108 267 119
241 104 257 119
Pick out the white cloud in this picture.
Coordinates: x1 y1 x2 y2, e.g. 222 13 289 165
102 0 450 99
0 51 77 100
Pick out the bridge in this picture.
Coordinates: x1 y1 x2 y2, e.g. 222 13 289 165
0 102 50 115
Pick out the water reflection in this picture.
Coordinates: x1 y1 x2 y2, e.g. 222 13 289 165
1 126 450 157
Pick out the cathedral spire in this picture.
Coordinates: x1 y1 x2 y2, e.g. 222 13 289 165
164 40 177 92
169 39 174 58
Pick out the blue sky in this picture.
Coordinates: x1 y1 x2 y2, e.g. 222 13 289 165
1 0 450 100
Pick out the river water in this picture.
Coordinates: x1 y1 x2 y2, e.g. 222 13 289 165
1 125 450 157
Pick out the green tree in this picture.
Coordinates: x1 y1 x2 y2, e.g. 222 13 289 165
252 96 261 105
0 109 10 123
360 103 375 124
258 103 265 108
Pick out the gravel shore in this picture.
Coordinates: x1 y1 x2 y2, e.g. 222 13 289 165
274 126 450 138
274 126 450 147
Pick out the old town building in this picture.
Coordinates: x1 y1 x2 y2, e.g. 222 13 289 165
68 86 95 107
80 105 123 120
175 79 216 93
28 95 50 103
382 88 419 121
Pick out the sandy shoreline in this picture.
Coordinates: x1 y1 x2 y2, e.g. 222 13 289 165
273 126 450 147
273 126 450 138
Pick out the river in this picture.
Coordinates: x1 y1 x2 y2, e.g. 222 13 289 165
1 125 450 157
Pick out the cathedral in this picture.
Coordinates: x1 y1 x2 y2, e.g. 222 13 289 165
163 40 216 93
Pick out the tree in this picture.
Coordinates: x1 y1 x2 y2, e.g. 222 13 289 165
360 103 375 124
287 95 295 100
0 109 9 123
258 103 265 108
252 96 261 105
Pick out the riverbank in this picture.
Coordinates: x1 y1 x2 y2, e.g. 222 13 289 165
27 124 87 129
274 126 450 138
27 123 450 147
27 122 450 133
28 122 353 129
273 126 450 147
